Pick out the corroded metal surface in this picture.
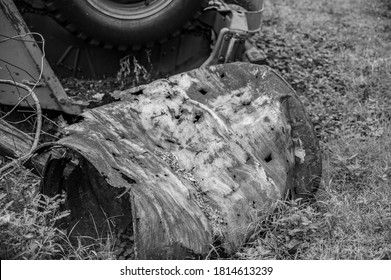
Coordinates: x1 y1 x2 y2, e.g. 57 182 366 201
37 62 321 259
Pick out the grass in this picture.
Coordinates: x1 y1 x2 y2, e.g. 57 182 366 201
236 128 391 259
1 0 391 259
0 169 117 259
236 0 391 259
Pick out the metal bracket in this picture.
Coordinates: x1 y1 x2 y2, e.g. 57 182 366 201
201 0 265 66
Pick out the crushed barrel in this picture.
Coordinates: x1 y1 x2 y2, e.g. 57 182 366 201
34 62 321 259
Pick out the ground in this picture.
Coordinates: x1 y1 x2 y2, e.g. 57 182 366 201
1 0 391 259
234 0 391 259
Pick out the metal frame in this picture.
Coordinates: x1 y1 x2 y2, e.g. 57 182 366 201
0 0 87 114
201 0 265 66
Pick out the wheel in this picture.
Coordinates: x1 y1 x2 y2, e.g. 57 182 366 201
43 0 207 49
225 0 264 11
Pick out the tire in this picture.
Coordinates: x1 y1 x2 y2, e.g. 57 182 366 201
43 0 207 49
225 0 263 11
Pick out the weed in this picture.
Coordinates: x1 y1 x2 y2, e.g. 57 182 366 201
0 170 117 260
236 199 333 259
0 171 66 259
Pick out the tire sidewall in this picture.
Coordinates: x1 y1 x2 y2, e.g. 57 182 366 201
45 0 205 47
